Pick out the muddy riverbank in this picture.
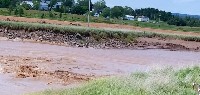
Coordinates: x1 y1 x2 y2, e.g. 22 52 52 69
0 40 200 95
0 28 200 52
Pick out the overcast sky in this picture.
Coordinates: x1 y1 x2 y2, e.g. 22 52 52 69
91 0 200 15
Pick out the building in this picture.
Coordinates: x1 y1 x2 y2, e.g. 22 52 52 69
54 2 62 8
40 0 62 10
94 13 100 17
21 0 62 11
40 2 49 11
20 1 34 7
137 16 149 22
124 15 135 20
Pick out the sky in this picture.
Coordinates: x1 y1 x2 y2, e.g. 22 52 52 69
91 0 200 15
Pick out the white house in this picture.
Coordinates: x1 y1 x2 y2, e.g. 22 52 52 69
125 15 135 20
137 16 149 22
21 0 62 11
40 1 62 10
20 1 34 7
40 2 49 10
52 2 62 9
94 13 100 17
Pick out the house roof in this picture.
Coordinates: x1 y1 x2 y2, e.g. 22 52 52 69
40 2 48 6
125 15 134 18
56 2 62 6
138 16 149 18
21 0 62 7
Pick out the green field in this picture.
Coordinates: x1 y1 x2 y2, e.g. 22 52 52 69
1 8 200 33
29 66 200 95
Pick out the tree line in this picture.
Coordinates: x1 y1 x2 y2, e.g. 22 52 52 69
0 0 200 27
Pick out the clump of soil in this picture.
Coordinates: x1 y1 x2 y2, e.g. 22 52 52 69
16 65 40 78
137 37 200 51
0 56 92 85
45 70 90 84
16 65 90 84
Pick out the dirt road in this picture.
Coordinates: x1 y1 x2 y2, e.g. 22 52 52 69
0 15 200 37
0 39 200 95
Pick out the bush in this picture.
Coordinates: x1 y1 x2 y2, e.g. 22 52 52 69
59 12 62 18
19 7 24 17
14 8 18 15
49 11 54 18
41 13 45 18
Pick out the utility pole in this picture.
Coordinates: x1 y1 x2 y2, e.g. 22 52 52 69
159 14 161 22
88 0 90 27
109 7 111 21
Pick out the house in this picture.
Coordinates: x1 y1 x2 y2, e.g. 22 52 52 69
20 1 34 7
124 15 135 20
21 0 62 11
40 2 49 11
54 2 62 8
40 1 62 10
94 13 100 17
137 16 149 22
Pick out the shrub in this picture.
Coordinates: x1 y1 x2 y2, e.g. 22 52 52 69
49 11 54 18
14 8 18 15
41 13 45 18
19 7 24 17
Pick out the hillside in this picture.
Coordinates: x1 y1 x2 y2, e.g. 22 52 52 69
173 13 200 19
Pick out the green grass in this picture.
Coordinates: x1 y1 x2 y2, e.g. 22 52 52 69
29 66 200 95
1 8 200 33
0 20 200 42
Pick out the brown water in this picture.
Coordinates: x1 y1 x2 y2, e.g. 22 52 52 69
0 40 200 95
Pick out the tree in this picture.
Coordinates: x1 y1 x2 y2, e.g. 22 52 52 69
111 6 124 19
21 2 32 10
71 5 85 15
19 6 24 17
123 6 133 15
8 5 14 15
33 0 40 10
0 0 11 8
61 0 75 13
0 0 19 8
55 4 61 12
93 0 106 13
101 7 110 18
14 8 18 15
76 0 93 13
49 0 57 11
77 0 91 6
62 0 74 7
167 16 186 26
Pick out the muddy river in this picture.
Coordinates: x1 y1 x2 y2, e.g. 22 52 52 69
0 40 200 95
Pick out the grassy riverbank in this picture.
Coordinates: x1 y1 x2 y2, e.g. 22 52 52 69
0 21 200 42
30 66 200 95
